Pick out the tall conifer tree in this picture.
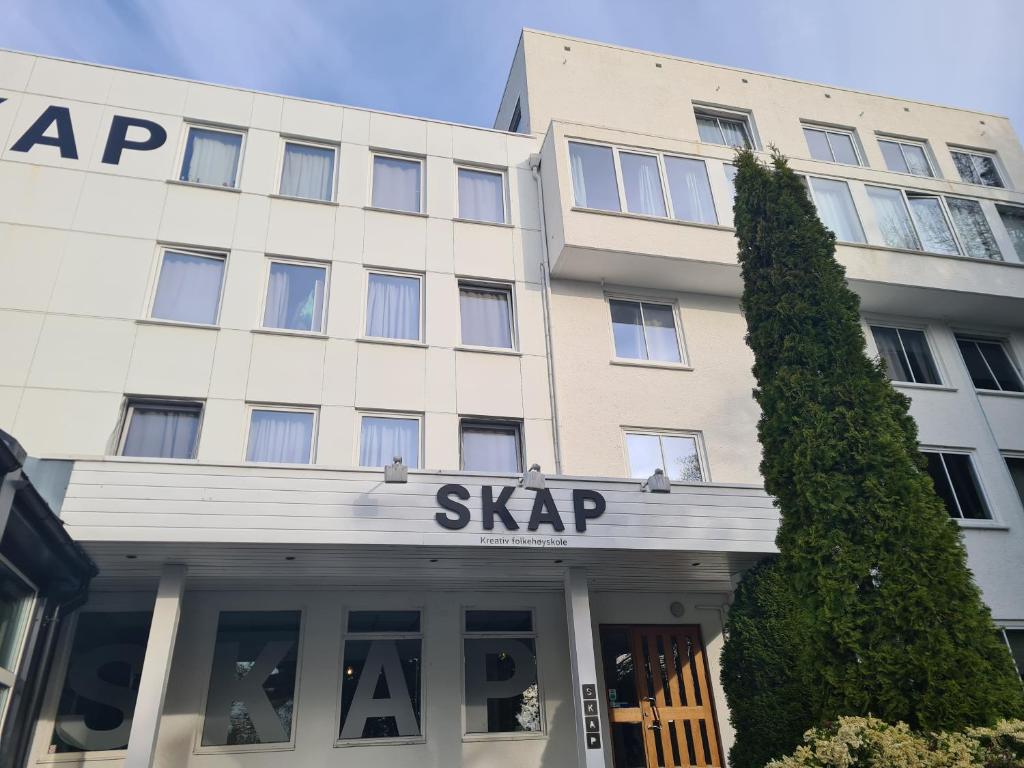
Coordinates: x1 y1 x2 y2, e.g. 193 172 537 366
721 148 1023 767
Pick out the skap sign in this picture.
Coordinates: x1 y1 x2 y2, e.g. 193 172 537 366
434 484 606 533
0 101 167 164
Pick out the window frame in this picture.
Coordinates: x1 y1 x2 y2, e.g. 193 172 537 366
802 123 865 166
176 123 247 190
335 607 426 747
259 256 330 335
362 268 425 344
804 174 867 244
949 146 1005 188
605 294 689 367
508 99 522 133
919 447 994 522
460 606 545 741
116 397 205 459
692 105 758 149
356 411 424 469
458 419 524 474
369 151 426 214
276 138 339 203
243 404 319 465
147 246 228 328
954 334 1024 394
457 279 518 352
876 135 937 178
0 555 37 731
455 164 509 225
866 322 944 387
623 428 710 483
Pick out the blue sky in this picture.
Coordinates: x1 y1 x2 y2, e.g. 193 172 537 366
2 0 1022 137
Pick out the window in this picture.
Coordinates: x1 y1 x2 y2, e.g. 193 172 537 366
339 610 422 741
723 163 738 207
870 187 1002 259
1005 457 1024 509
508 99 522 133
49 611 152 753
246 408 316 464
461 421 522 473
359 414 420 469
694 108 752 148
119 400 202 459
609 299 683 363
463 609 540 734
626 431 705 482
0 560 34 728
180 126 243 188
1003 628 1024 680
151 249 226 325
807 177 866 243
459 282 514 349
280 141 336 202
458 167 506 224
869 326 940 385
200 611 301 748
365 271 421 341
867 186 921 251
664 155 718 224
921 450 990 520
955 336 1024 393
620 151 667 217
568 142 620 212
997 205 1024 260
803 125 861 165
371 154 423 213
262 260 327 333
878 138 933 177
946 198 1001 260
906 193 959 255
950 149 1003 188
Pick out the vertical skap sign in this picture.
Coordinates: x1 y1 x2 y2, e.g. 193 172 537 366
1 100 168 164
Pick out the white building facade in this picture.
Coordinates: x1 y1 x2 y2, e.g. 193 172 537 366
0 28 1022 768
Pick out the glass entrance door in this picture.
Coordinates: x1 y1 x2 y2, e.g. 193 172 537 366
599 625 722 768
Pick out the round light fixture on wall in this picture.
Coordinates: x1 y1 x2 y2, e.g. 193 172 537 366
669 601 685 618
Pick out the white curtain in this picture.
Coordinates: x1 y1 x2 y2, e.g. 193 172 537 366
947 198 1001 260
263 263 326 332
458 168 505 223
122 407 199 458
696 116 722 144
609 300 647 359
460 287 512 348
281 144 334 201
641 303 681 363
246 411 313 463
366 273 420 340
568 142 619 211
182 128 240 187
152 251 225 325
867 187 920 250
720 119 748 148
907 196 958 255
619 153 666 217
360 417 419 468
462 426 519 473
665 156 717 224
372 156 421 212
810 178 865 243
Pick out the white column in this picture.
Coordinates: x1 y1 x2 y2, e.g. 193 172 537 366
564 567 606 768
124 564 187 768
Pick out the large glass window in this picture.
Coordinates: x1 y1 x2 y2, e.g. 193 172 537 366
664 155 717 224
808 177 865 243
151 250 226 326
201 611 301 747
867 186 921 251
869 326 940 385
946 198 1001 260
609 299 682 363
950 149 1003 188
1005 457 1024 510
372 154 423 213
997 205 1024 260
458 167 506 224
359 415 420 469
180 127 242 188
955 336 1024 393
246 408 316 464
568 142 620 212
1003 629 1024 680
365 272 421 341
461 421 522 473
619 152 667 217
459 282 514 349
119 400 202 459
803 126 861 165
921 451 990 520
280 142 335 202
49 611 152 753
906 194 959 255
694 109 752 148
339 611 422 741
0 561 34 726
626 432 705 482
263 260 327 333
878 138 933 177
463 609 540 734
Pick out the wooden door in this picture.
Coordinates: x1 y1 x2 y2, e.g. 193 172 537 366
600 625 722 768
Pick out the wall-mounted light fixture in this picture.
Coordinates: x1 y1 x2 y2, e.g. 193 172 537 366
384 456 408 483
520 463 546 491
641 468 671 493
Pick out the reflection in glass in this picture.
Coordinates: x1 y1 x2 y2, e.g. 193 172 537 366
620 152 666 217
569 142 620 211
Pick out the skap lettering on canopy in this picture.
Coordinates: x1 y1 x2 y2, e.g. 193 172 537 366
435 485 606 532
4 101 168 164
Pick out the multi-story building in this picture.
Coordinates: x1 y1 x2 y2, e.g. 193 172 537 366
0 27 1022 768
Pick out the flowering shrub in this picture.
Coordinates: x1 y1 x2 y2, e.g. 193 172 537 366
765 716 1024 768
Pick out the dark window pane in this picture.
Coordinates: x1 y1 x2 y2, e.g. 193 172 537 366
348 611 421 633
900 329 940 385
977 341 1024 392
339 638 422 739
0 563 33 670
804 128 833 161
610 300 646 360
1005 458 1024 509
952 151 981 184
465 610 533 633
122 405 201 459
879 140 908 173
942 453 988 519
958 339 1000 391
1006 629 1024 679
464 637 540 733
600 628 639 708
923 452 960 517
975 155 1003 188
611 723 648 768
871 326 911 381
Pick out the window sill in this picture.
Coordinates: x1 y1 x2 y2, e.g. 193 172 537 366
976 389 1024 399
364 205 428 218
454 345 522 357
357 336 427 349
194 743 295 756
955 519 1010 531
166 179 241 193
461 732 547 743
251 327 328 340
136 317 220 331
269 193 339 207
840 241 1023 267
611 359 693 372
891 381 957 393
453 217 514 229
569 206 730 232
334 737 427 749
